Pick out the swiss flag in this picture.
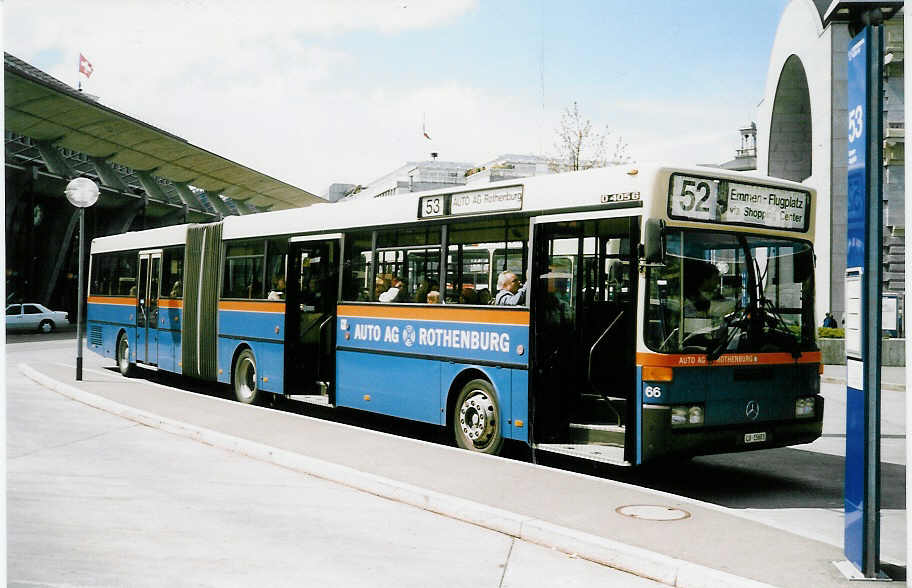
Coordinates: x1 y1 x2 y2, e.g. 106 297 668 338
79 53 94 78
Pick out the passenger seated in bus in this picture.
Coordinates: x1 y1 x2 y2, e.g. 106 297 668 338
495 272 526 306
375 277 391 300
267 276 286 301
414 277 431 303
169 281 182 298
459 287 478 305
379 276 406 302
426 290 441 304
477 288 492 305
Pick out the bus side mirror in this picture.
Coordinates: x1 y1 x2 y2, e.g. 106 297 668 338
643 219 666 264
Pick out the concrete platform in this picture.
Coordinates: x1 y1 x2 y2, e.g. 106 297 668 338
19 358 906 588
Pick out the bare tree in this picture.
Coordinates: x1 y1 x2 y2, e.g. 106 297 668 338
552 101 629 171
609 135 631 166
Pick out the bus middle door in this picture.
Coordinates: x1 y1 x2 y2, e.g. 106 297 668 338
136 250 162 365
286 236 341 399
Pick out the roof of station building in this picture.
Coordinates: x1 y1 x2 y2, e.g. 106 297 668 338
4 52 324 211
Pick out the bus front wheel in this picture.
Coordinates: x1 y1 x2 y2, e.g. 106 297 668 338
117 333 134 377
233 349 260 404
453 379 503 455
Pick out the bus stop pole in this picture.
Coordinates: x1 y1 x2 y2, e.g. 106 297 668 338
860 21 883 577
905 6 912 576
843 11 884 579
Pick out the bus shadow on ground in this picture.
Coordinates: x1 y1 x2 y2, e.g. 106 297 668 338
538 448 906 511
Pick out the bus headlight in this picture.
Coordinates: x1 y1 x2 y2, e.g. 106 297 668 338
671 405 704 427
671 407 687 426
795 397 815 418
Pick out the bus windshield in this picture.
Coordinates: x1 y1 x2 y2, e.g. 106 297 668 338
645 229 816 356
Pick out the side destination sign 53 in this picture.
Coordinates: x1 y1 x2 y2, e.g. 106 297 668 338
667 173 810 231
419 186 523 219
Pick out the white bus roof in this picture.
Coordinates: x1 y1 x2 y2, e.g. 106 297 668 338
91 164 815 253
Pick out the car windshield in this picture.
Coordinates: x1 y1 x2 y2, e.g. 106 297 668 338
645 229 816 356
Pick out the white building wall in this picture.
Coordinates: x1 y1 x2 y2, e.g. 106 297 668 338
757 0 837 325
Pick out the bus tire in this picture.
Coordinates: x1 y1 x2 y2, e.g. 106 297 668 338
116 332 134 377
453 379 504 455
233 348 260 404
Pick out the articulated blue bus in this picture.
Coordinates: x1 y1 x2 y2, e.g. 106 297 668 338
87 164 823 465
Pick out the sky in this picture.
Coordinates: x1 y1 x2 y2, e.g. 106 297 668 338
4 0 790 197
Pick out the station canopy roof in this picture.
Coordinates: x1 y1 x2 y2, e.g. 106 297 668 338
4 53 323 211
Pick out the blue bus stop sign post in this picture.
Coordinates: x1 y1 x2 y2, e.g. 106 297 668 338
843 23 885 580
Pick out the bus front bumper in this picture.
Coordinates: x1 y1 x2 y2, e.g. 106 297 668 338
641 397 824 462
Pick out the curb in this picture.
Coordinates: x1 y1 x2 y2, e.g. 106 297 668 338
20 363 776 588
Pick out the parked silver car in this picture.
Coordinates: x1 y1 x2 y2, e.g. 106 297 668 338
6 303 69 333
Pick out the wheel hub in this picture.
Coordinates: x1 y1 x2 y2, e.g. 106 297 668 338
459 391 495 445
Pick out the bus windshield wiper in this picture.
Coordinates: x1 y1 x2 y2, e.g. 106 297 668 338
758 297 802 358
707 308 747 362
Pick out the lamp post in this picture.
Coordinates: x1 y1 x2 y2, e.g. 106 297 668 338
64 177 99 381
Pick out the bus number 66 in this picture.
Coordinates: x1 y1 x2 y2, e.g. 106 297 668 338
644 386 663 399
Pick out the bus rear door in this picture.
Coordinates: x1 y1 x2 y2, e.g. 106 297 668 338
530 217 639 465
135 250 162 365
286 235 341 402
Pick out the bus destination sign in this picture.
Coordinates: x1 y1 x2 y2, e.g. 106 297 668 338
668 174 809 231
419 186 523 219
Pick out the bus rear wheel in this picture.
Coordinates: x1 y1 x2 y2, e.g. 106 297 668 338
453 379 503 455
117 333 134 377
233 349 260 404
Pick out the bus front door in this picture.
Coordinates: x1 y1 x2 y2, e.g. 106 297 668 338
135 250 162 365
531 218 638 463
286 237 341 401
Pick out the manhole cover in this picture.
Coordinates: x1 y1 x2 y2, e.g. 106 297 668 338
615 505 691 521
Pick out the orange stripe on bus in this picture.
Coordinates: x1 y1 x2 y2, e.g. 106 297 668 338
159 299 183 309
88 296 136 305
637 351 822 368
218 300 285 313
338 303 530 325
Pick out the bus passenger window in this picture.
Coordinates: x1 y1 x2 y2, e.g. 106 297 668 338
342 232 372 302
375 225 441 303
162 247 184 299
91 251 138 296
223 240 265 299
266 238 288 300
446 217 527 305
